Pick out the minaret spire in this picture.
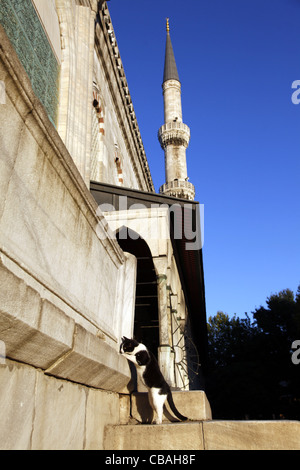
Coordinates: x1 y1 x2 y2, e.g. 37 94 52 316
166 17 170 32
163 18 180 84
158 20 195 200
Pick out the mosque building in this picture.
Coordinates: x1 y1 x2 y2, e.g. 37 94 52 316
0 0 208 449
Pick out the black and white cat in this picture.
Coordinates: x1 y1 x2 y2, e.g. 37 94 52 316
120 336 187 425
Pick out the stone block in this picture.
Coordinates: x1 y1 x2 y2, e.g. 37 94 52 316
0 359 125 450
0 262 75 368
85 389 120 450
31 371 86 450
0 361 36 450
104 422 204 451
202 420 300 450
119 394 131 424
46 324 132 393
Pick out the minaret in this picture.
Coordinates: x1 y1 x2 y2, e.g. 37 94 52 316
158 18 195 201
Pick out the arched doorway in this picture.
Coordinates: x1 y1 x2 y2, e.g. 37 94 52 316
116 227 159 358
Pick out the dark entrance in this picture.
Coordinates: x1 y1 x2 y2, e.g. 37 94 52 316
116 227 159 358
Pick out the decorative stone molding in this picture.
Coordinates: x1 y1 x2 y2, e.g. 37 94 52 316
96 2 154 192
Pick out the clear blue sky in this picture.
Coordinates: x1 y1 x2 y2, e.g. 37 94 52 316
108 0 300 319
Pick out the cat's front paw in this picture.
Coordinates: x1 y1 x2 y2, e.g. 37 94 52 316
153 419 162 425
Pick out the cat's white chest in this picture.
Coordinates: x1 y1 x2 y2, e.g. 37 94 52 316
136 364 147 383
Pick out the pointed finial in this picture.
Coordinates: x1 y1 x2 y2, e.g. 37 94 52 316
166 17 170 33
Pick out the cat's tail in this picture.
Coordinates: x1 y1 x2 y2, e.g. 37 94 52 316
167 391 188 422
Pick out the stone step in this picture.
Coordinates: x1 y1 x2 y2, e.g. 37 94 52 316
104 422 204 450
202 420 300 450
104 420 300 450
130 390 212 423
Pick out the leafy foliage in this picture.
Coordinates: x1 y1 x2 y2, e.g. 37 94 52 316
206 287 300 419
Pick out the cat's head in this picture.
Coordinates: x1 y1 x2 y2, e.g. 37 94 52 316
119 336 139 354
120 337 150 366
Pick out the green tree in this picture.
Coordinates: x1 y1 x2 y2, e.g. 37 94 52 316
206 287 300 420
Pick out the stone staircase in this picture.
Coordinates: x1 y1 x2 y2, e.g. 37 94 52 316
104 391 300 450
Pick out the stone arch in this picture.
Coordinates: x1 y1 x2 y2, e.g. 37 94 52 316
116 226 159 358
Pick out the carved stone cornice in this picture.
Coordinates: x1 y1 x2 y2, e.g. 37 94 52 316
95 2 154 193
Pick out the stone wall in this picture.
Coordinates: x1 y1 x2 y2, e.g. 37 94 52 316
0 359 120 450
0 24 134 449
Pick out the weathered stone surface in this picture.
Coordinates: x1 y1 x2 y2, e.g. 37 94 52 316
0 360 122 450
0 24 135 393
104 422 205 451
31 371 87 450
85 388 120 450
0 361 36 450
202 420 300 450
0 22 128 346
0 261 75 368
104 419 300 451
46 324 132 393
119 394 131 425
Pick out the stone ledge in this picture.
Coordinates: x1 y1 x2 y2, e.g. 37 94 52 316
104 422 204 451
46 324 132 393
0 258 132 393
0 258 75 369
104 419 300 450
202 420 300 450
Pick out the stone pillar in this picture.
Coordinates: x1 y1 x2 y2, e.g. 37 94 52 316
153 257 175 387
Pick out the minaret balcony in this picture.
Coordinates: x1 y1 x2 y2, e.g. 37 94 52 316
159 180 195 201
158 122 190 149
